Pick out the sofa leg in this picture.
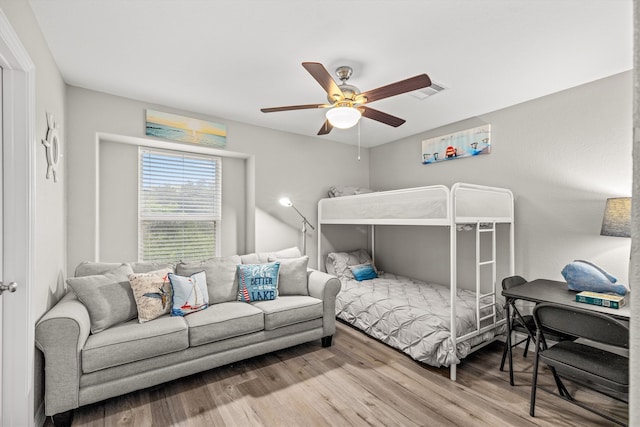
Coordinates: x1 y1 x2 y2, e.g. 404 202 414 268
322 335 333 347
51 410 74 427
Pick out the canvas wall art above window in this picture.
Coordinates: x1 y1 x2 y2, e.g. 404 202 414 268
146 109 227 148
421 124 491 165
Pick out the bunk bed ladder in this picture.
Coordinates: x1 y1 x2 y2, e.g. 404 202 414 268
476 221 497 330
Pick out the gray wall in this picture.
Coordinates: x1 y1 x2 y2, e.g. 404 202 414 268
370 71 633 286
66 87 370 271
0 1 67 423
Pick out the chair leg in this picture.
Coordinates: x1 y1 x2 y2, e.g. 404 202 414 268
549 367 573 400
507 330 515 386
523 336 530 357
500 339 509 371
530 349 540 417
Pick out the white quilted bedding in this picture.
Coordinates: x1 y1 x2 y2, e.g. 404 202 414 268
336 272 505 367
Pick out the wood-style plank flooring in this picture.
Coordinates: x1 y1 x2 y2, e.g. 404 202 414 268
48 321 627 426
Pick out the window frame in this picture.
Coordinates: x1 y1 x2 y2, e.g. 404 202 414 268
137 147 222 261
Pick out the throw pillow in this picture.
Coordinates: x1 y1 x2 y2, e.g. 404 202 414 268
268 256 309 295
349 263 378 281
240 246 302 264
326 249 376 280
237 262 280 302
168 271 209 316
67 263 136 334
561 260 628 295
175 255 241 304
128 268 173 323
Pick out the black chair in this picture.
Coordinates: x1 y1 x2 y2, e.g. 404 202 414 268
500 276 537 386
530 303 629 426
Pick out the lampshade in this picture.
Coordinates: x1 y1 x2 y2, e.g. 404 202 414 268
279 197 292 207
326 106 361 129
600 197 631 237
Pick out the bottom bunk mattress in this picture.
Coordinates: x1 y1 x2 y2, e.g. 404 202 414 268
336 272 505 367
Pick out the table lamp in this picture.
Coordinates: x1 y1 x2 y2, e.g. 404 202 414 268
600 197 631 238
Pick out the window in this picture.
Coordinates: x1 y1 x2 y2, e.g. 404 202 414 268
139 148 221 261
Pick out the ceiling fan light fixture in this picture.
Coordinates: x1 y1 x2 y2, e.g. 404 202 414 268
326 106 361 129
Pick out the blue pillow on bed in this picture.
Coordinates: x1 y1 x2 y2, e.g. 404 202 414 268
349 263 378 281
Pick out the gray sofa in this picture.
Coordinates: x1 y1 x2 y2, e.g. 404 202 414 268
35 248 341 425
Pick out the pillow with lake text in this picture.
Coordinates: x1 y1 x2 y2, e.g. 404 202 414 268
237 262 280 302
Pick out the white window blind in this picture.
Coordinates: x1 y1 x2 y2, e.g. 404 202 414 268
139 148 221 261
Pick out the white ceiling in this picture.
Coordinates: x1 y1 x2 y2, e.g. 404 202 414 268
28 0 633 147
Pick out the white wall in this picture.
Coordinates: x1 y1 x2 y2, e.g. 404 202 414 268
66 87 370 271
0 1 67 423
369 71 633 286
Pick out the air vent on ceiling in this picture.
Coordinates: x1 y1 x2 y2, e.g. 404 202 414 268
409 82 446 100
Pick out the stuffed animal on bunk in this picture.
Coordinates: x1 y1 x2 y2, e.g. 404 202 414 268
561 260 628 296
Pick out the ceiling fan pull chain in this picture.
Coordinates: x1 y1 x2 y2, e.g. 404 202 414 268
357 120 361 161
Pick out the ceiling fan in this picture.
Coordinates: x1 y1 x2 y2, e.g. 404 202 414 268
261 62 432 135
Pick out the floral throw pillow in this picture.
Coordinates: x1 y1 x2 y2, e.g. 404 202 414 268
128 268 173 323
168 271 209 316
237 262 280 302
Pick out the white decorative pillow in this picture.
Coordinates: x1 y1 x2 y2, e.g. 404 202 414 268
326 249 376 280
128 268 173 323
168 271 209 316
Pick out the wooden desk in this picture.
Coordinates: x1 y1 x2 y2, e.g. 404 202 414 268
502 279 630 320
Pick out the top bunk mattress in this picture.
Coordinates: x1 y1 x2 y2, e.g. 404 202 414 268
318 182 513 225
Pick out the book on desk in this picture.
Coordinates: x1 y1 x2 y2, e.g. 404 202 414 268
575 291 625 309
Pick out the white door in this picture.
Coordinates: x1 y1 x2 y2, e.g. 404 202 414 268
0 11 36 427
0 64 4 425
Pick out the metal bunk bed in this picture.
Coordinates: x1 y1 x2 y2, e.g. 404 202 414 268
317 182 515 380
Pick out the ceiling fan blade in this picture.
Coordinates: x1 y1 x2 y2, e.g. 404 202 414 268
302 62 344 101
317 120 333 135
261 104 328 113
359 74 431 104
359 106 406 127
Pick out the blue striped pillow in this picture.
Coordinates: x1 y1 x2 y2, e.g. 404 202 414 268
349 263 378 281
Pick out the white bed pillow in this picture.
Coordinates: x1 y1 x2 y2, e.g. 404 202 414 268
326 249 376 280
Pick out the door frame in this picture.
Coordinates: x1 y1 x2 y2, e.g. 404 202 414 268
0 10 36 427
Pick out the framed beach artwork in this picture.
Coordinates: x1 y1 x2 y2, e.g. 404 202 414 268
421 124 491 165
146 109 227 148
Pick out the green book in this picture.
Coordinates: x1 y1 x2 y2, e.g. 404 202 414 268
575 291 625 309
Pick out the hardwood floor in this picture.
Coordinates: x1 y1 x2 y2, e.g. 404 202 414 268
48 322 628 426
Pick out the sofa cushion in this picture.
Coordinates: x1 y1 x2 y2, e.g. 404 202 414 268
237 262 280 302
67 264 137 334
251 296 323 330
184 302 264 346
74 261 122 278
176 255 241 304
74 261 174 277
82 315 188 373
128 261 175 274
129 269 173 323
168 271 209 316
240 246 302 264
268 255 309 295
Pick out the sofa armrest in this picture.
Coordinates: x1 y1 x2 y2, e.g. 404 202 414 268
35 291 91 416
307 269 341 338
